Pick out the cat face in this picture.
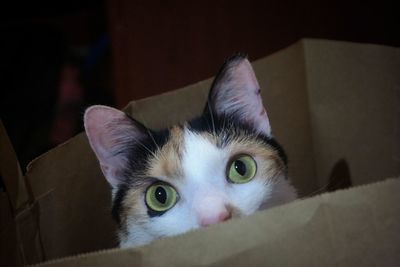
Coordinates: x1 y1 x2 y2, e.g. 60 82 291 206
84 54 297 248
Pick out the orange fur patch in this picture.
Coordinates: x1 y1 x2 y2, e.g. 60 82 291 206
147 126 184 179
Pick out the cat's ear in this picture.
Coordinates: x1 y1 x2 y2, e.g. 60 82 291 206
206 54 271 136
84 105 146 188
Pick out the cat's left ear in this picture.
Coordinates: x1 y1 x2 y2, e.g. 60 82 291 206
206 54 271 136
84 105 148 188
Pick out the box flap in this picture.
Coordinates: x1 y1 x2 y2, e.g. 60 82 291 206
0 192 22 267
31 178 400 267
0 120 30 211
303 39 400 187
1 120 43 266
24 134 118 262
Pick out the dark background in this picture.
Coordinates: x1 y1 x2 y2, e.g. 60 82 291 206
0 0 399 170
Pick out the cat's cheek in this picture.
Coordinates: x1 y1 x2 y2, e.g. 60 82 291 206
258 178 298 210
146 205 199 238
227 180 270 216
120 224 154 248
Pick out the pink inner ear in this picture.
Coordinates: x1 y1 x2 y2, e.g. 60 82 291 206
99 164 123 188
213 58 271 136
235 60 260 90
84 106 128 160
84 105 139 187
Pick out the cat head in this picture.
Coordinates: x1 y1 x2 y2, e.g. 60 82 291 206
84 54 297 248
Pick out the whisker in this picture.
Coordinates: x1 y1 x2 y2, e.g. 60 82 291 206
130 135 158 159
136 113 160 150
105 121 158 159
300 183 332 199
206 93 217 136
222 112 228 135
139 115 178 166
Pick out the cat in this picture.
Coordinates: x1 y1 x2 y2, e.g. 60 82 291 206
84 54 297 248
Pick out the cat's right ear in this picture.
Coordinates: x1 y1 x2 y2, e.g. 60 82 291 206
84 105 146 188
204 54 272 136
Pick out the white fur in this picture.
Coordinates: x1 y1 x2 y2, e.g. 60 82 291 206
121 128 297 247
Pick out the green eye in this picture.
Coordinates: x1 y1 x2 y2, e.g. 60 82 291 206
145 183 178 212
227 155 257 183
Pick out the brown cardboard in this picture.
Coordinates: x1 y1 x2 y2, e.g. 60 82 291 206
304 40 400 188
0 121 30 212
30 178 400 267
1 120 27 267
1 39 399 266
1 120 49 266
25 135 118 259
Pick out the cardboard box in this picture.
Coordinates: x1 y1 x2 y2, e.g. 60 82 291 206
1 39 399 266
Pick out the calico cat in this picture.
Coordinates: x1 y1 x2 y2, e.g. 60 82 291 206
84 54 297 248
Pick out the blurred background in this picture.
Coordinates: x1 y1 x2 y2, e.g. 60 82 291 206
0 0 398 171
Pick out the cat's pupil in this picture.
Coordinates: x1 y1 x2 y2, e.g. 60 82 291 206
155 187 167 204
234 160 246 176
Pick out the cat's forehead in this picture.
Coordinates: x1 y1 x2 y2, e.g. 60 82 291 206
146 126 216 181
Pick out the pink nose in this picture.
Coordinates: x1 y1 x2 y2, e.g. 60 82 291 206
200 209 232 227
